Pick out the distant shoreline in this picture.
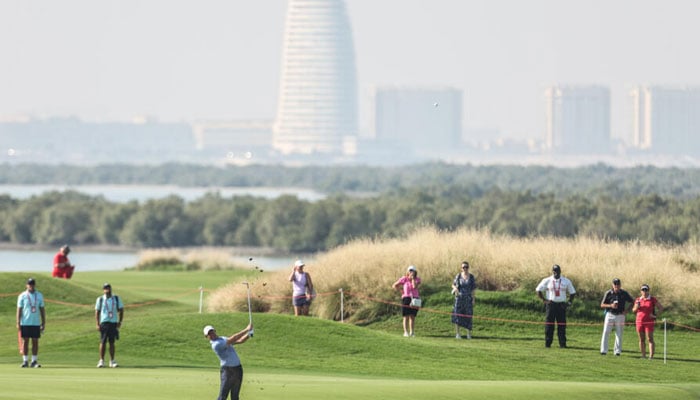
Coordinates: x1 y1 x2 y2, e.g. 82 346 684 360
0 184 328 203
0 242 290 257
0 242 138 253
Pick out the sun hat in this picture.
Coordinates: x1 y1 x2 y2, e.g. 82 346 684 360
641 284 650 291
103 283 111 289
294 259 305 268
203 325 215 336
407 265 417 272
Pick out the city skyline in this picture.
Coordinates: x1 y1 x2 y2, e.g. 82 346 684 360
2 1 700 143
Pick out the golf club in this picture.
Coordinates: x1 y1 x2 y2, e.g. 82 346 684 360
241 281 254 337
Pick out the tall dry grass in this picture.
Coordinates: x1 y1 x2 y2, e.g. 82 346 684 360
135 248 242 270
207 228 700 322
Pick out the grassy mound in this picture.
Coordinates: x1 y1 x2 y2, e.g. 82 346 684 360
208 228 700 327
129 247 247 271
0 269 698 400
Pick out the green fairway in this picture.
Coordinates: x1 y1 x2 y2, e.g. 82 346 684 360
1 270 698 399
0 367 698 400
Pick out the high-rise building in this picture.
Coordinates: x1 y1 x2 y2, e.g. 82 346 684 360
272 0 358 155
630 86 700 155
373 86 463 156
544 85 611 154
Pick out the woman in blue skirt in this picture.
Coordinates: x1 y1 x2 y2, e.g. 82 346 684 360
451 261 476 339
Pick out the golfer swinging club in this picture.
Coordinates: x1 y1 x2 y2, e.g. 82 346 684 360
203 322 253 400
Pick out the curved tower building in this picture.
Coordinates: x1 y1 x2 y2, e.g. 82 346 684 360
272 0 358 155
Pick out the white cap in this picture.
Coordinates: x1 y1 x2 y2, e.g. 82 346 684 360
407 265 417 272
294 259 305 268
203 325 215 336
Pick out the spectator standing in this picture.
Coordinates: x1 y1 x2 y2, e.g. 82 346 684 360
535 264 576 348
288 259 314 316
600 278 635 356
451 261 476 339
52 244 75 279
392 265 421 337
95 283 124 368
16 278 45 368
632 284 664 359
203 323 253 400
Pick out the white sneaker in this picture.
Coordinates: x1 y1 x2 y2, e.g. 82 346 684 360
403 332 409 337
466 332 472 340
410 332 415 337
97 360 104 368
110 360 118 368
455 334 461 339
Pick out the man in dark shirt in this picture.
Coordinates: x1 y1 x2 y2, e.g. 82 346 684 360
600 278 634 356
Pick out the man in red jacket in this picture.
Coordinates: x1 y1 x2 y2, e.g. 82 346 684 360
52 245 75 279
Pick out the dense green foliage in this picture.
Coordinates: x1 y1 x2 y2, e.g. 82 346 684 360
2 163 700 250
2 187 700 250
3 162 700 198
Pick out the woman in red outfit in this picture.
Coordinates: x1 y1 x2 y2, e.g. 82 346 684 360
632 284 664 359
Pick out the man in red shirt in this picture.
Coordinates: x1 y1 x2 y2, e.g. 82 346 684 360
52 245 75 279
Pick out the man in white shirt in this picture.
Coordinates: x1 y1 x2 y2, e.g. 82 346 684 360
536 264 576 348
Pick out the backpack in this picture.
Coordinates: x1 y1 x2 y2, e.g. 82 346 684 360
98 295 121 313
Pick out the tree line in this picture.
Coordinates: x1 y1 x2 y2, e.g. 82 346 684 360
1 186 698 251
3 162 700 199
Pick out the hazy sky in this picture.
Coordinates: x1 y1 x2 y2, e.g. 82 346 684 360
1 0 699 140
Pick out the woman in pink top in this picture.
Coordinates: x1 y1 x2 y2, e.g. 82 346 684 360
392 265 421 337
632 284 664 359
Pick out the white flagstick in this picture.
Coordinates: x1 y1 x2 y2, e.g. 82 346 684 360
663 318 667 364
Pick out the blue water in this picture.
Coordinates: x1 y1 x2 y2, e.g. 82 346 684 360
1 249 297 273
0 184 326 203
2 249 139 272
